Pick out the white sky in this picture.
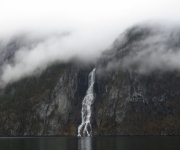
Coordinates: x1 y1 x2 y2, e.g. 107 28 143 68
1 0 180 36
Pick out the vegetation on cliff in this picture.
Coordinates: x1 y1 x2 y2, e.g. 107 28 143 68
0 63 68 135
1 24 180 136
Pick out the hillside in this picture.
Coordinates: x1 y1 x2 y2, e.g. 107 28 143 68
1 25 180 136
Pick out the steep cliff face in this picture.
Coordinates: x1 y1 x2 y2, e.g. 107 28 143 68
31 66 82 136
1 25 180 136
94 70 180 135
0 63 93 136
94 25 180 135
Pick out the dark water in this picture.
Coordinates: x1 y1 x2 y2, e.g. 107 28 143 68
0 136 180 150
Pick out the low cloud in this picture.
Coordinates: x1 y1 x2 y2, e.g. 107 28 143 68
1 23 180 87
98 24 180 74
0 29 113 87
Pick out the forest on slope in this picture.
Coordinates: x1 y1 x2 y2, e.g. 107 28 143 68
1 25 180 136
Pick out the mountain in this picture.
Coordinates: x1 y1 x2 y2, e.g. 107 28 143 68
1 24 180 136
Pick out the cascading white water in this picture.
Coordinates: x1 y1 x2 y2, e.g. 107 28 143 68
78 68 96 137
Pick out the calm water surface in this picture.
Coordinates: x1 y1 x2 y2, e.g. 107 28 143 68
0 136 180 150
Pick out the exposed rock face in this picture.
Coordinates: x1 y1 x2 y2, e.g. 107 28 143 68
34 66 94 136
0 64 93 136
93 25 180 135
1 25 180 136
94 70 180 135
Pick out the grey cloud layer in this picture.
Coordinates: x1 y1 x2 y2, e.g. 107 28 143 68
1 24 180 87
99 24 180 74
0 29 114 87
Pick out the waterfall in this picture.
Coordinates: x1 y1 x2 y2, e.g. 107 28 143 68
78 68 96 137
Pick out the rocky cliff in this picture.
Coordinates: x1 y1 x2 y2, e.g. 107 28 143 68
1 25 180 136
0 63 94 136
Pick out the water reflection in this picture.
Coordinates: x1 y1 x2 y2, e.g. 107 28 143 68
78 137 92 150
1 136 180 150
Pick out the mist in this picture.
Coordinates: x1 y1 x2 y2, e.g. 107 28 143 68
0 29 117 87
99 24 180 75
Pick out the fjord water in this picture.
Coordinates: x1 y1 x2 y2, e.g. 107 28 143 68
1 136 180 150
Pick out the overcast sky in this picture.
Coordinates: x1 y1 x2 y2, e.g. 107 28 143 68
1 0 180 36
0 0 180 86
